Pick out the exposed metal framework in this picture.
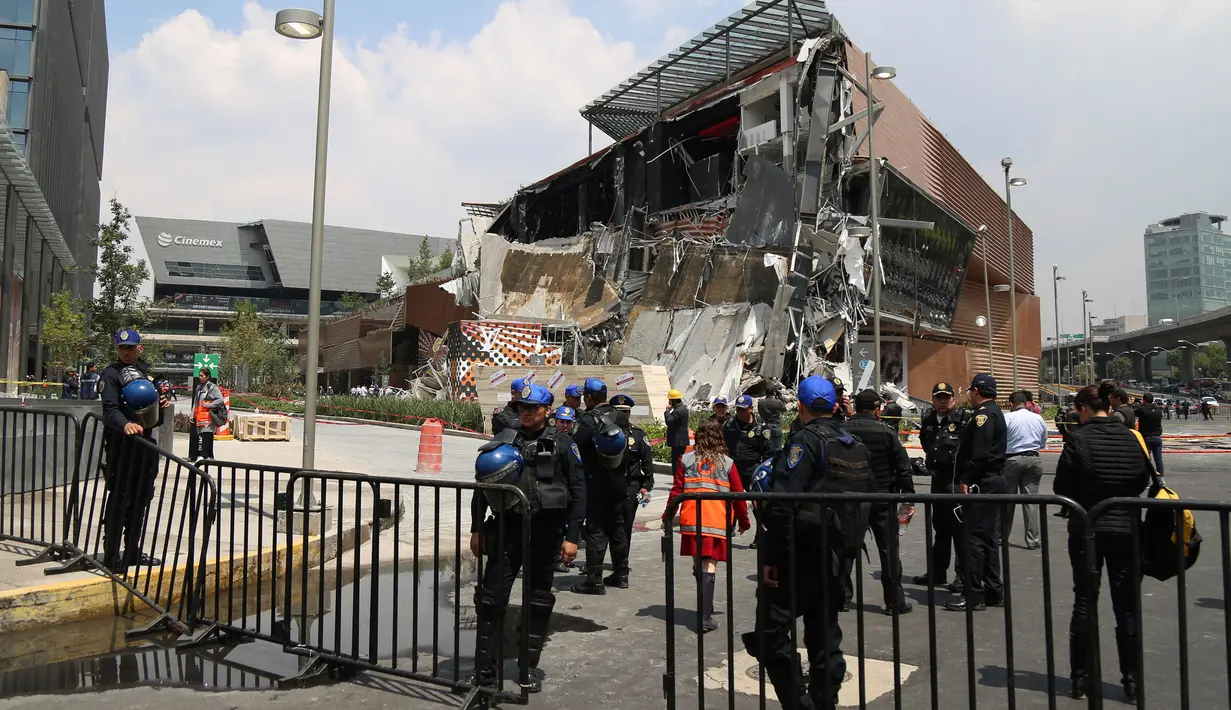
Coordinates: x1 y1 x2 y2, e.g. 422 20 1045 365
0 115 74 268
579 0 831 140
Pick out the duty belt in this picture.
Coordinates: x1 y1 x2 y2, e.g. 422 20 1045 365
1006 450 1040 458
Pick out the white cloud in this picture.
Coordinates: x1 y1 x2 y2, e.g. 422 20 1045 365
102 0 640 240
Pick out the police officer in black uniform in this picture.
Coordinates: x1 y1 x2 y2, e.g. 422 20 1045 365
99 329 171 573
944 373 1008 612
841 389 915 615
490 378 526 435
724 394 773 480
829 376 849 423
469 384 585 698
604 394 653 589
912 382 968 589
743 376 872 709
758 383 787 456
571 378 620 595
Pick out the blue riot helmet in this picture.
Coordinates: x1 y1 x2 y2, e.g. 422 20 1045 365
750 458 774 493
475 443 524 512
594 426 628 468
120 377 160 430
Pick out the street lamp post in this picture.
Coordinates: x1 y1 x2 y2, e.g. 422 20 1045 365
866 52 896 392
1053 265 1065 393
275 4 335 469
1001 158 1026 390
1080 290 1092 384
1088 313 1098 382
978 225 994 375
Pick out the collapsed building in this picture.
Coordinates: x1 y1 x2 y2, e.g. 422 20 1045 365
330 0 1040 407
454 0 1041 405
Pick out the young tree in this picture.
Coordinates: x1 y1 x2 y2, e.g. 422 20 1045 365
219 301 298 396
415 235 433 275
436 247 455 273
1107 356 1133 382
375 271 397 300
40 287 88 373
1197 342 1227 378
338 291 367 312
83 199 163 362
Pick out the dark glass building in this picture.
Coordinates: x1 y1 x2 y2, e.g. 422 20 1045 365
0 0 108 381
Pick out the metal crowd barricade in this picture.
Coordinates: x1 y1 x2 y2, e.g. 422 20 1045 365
277 470 532 706
1088 496 1231 710
662 490 1097 710
0 406 80 558
49 412 218 636
183 461 304 646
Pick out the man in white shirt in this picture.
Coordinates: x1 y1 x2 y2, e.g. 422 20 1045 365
1004 390 1048 550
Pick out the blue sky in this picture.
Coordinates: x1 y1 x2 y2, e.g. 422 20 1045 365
101 1 1231 337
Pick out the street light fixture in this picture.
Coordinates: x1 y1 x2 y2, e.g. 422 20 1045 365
274 1 335 470
274 8 323 39
1002 157 1026 391
866 52 896 392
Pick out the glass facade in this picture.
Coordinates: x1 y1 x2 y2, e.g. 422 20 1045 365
164 261 267 281
1144 213 1230 324
0 5 33 147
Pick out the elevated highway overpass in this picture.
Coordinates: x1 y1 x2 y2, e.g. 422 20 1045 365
1044 304 1231 383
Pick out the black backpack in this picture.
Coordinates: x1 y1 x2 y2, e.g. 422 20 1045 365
795 422 874 558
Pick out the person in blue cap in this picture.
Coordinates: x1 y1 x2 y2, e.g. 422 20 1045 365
470 383 585 696
723 394 772 548
944 373 1008 613
491 378 526 436
564 384 583 411
743 375 873 709
553 405 577 436
570 378 623 595
99 328 172 573
710 396 730 425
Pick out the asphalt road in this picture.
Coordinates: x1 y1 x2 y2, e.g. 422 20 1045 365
0 451 1226 709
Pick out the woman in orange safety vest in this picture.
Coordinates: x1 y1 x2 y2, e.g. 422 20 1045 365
663 418 750 633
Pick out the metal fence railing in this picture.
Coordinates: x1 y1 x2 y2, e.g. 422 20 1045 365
0 407 217 637
662 491 1100 710
0 407 80 557
278 471 533 706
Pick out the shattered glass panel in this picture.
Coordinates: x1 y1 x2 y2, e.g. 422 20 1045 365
874 171 976 331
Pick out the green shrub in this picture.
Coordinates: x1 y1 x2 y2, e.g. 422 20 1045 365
229 393 484 433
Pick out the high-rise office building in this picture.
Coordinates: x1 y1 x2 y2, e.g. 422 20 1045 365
1144 212 1229 325
0 0 108 379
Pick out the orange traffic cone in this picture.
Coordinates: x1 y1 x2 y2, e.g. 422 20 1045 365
417 418 444 473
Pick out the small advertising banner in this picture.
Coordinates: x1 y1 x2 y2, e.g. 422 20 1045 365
615 372 636 390
489 369 508 387
547 371 565 391
524 371 537 385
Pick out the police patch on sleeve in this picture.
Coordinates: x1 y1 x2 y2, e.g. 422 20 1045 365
762 429 772 439
570 443 582 463
786 443 804 469
975 414 987 427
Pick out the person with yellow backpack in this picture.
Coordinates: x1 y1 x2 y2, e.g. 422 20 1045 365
1053 385 1153 702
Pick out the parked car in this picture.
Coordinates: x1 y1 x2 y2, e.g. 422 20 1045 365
1202 396 1220 415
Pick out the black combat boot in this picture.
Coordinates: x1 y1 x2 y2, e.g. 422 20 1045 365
1069 632 1089 699
764 657 815 709
516 590 556 693
570 568 606 595
471 588 506 690
699 572 718 633
1117 629 1139 702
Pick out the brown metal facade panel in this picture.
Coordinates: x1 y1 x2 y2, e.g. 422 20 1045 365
403 281 475 335
847 44 1035 295
320 315 362 349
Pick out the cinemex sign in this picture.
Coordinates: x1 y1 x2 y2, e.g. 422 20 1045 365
156 232 224 248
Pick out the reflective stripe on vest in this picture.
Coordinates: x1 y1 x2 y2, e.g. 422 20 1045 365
679 454 734 539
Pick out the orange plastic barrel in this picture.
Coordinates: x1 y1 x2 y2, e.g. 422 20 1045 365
417 418 444 473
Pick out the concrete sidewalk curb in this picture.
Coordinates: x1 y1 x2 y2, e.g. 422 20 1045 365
0 497 406 635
